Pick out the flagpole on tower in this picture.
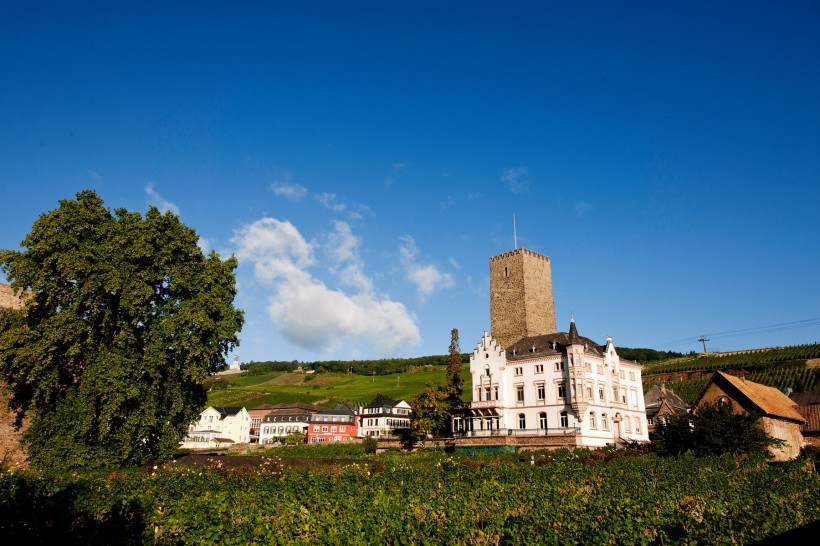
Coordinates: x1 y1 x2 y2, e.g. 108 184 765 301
513 214 517 249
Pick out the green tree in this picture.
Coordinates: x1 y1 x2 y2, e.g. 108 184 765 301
409 382 452 441
0 190 244 471
651 402 784 458
445 328 463 405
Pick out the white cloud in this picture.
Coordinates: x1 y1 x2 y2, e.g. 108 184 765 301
398 235 455 302
233 218 314 285
500 166 531 194
145 183 181 215
232 218 419 355
268 273 419 353
314 192 370 220
88 169 102 182
324 220 373 293
575 201 594 217
271 182 308 201
198 237 211 254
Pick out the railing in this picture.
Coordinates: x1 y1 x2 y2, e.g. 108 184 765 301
453 427 580 438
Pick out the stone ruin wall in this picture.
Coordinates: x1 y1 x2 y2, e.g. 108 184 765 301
0 283 29 311
0 284 29 467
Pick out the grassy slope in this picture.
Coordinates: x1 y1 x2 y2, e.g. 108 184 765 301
208 364 473 408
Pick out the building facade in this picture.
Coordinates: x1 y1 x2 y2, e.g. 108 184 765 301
358 399 412 437
257 404 359 444
459 322 649 447
306 405 358 444
181 406 251 448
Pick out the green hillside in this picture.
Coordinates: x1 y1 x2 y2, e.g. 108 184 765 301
207 364 472 408
208 343 820 409
642 343 820 404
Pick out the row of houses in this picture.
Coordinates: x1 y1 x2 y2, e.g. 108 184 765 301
180 398 413 449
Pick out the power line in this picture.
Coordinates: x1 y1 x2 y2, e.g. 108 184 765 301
657 317 820 349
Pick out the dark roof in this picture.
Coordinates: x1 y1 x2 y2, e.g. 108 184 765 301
506 325 604 361
796 404 820 432
212 406 244 418
789 391 820 406
364 398 400 408
251 403 324 413
644 385 690 411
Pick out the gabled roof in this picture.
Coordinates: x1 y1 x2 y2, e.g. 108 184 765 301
702 372 805 424
644 385 690 412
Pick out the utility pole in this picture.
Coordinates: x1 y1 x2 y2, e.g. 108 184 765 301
396 376 400 387
372 371 375 383
699 335 710 354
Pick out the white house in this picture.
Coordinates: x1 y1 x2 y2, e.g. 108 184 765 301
181 406 251 448
358 399 412 437
456 320 649 447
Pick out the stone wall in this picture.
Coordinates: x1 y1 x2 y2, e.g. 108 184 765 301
489 248 556 349
761 417 803 462
376 433 578 452
0 283 29 310
0 384 28 469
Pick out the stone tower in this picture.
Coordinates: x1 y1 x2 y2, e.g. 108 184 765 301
489 248 556 349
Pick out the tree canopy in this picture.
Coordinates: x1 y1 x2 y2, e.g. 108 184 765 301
651 401 783 458
0 190 244 471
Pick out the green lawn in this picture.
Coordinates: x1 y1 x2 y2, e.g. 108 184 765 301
207 364 472 408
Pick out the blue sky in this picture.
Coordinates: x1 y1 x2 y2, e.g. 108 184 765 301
2 2 819 363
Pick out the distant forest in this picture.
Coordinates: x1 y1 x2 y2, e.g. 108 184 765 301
241 354 471 376
241 347 681 376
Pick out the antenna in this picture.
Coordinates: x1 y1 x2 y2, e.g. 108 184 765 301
513 214 517 248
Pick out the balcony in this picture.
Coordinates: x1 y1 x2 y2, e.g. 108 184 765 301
470 400 498 409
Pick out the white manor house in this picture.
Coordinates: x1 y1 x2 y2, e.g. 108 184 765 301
453 248 649 447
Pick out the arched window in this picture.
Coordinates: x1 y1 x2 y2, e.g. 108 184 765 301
589 412 597 429
539 412 547 430
602 413 609 431
518 414 526 429
560 411 568 427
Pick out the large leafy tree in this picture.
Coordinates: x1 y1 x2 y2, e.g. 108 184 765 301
0 190 244 470
651 402 783 458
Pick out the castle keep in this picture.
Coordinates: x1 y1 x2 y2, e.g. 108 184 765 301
489 248 556 349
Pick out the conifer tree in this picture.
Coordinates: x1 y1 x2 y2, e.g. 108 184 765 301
445 327 463 405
